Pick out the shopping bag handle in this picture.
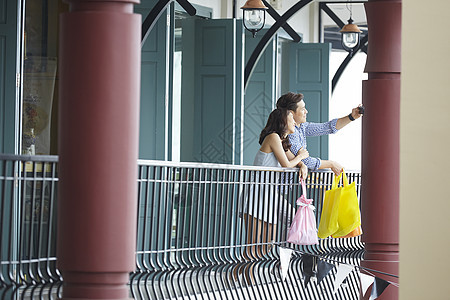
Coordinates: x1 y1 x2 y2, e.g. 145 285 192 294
332 170 351 188
332 172 343 189
298 179 314 207
301 178 307 196
341 171 349 186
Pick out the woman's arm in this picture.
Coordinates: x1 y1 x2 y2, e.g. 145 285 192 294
287 149 309 179
299 162 308 179
265 134 306 168
287 148 309 161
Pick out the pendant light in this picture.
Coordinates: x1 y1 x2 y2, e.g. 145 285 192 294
241 0 268 37
340 2 362 56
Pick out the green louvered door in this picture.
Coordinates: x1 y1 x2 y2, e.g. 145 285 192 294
288 42 331 160
242 30 276 165
136 1 168 160
180 19 243 164
0 0 17 295
0 0 18 153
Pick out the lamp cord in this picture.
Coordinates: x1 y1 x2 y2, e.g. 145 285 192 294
346 1 353 20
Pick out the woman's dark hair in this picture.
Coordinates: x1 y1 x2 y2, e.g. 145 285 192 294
276 92 304 112
259 108 291 151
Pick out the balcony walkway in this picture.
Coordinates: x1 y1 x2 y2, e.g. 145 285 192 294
1 154 364 299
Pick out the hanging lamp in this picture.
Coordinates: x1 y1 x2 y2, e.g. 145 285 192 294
340 2 362 56
241 0 268 37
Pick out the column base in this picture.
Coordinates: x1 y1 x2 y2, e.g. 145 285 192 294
59 271 132 300
361 244 399 300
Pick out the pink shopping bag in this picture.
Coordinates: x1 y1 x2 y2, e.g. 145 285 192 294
287 179 319 245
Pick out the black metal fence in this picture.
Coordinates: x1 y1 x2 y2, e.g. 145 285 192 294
0 155 363 299
0 155 61 299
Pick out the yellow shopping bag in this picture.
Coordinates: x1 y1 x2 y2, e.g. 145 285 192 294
317 173 342 239
332 172 361 238
317 172 361 239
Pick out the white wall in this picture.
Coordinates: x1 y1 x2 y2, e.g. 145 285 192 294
400 1 450 299
191 0 316 42
190 0 223 18
256 0 316 42
329 51 367 171
263 0 315 42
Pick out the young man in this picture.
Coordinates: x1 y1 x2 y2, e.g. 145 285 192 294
276 92 363 175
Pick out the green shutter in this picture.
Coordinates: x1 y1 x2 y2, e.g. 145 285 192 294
181 19 242 164
136 1 168 160
288 42 331 159
0 0 17 292
243 30 276 165
0 0 18 153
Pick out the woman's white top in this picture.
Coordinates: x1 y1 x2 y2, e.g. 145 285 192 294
243 151 282 224
253 150 281 168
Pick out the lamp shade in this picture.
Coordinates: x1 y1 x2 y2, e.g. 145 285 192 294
241 0 268 10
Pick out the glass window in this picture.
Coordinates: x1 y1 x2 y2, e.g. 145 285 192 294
21 0 68 155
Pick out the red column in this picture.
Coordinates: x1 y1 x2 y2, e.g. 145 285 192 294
361 1 401 299
57 0 140 299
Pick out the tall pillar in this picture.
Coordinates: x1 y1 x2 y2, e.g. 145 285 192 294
361 0 401 299
57 0 140 299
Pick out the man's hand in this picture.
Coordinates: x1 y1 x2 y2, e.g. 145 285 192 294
350 105 364 121
330 161 343 176
319 160 343 176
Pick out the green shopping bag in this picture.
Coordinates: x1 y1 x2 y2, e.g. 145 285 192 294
317 173 342 239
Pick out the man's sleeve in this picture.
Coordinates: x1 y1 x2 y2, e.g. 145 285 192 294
302 156 321 171
304 119 338 137
288 131 301 155
288 128 321 170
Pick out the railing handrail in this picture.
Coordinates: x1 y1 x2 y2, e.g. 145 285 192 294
139 159 361 173
0 153 361 173
138 158 301 172
0 153 58 162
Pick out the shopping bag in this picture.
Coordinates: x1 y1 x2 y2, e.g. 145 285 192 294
317 173 342 239
332 172 361 238
335 225 362 238
287 179 319 245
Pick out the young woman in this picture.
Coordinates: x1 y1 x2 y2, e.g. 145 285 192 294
237 108 309 284
256 108 309 172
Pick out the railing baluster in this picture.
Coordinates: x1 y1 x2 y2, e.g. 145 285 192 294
1 159 13 288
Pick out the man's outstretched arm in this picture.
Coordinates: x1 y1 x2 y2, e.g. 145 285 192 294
335 105 364 130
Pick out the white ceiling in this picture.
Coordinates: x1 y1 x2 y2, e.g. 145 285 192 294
320 2 367 28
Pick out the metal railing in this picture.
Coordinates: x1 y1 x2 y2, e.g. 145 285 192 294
0 155 363 299
0 155 61 299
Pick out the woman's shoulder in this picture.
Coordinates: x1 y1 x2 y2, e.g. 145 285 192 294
265 132 281 141
260 132 281 152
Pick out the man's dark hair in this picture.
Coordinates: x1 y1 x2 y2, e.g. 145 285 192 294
276 92 304 112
